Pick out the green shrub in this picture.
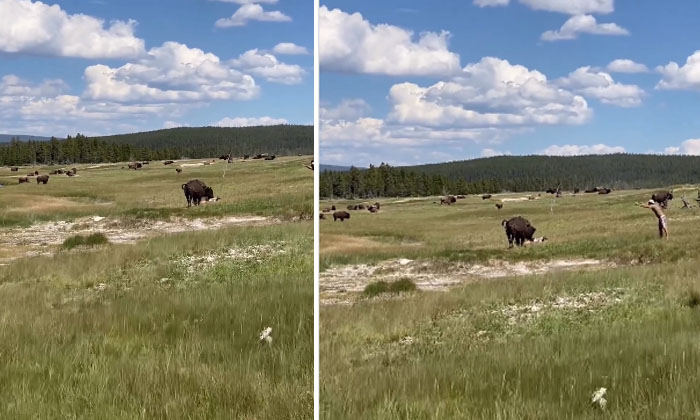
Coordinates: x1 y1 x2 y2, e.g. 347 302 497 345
363 278 417 297
62 233 109 250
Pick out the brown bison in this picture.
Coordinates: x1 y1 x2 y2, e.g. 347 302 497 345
34 170 39 175
128 162 142 170
243 154 250 159
495 203 503 210
319 213 326 220
10 167 18 172
598 188 611 194
368 206 378 213
71 168 77 174
333 211 350 222
441 195 457 205
164 160 174 165
66 172 74 177
176 168 182 173
651 190 673 209
36 175 49 184
502 216 538 248
18 177 29 183
573 188 580 194
264 155 276 160
482 194 492 200
182 179 214 207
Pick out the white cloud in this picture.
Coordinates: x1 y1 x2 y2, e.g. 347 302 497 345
473 0 614 14
83 41 259 103
664 139 700 155
607 59 649 73
542 144 625 155
656 51 700 91
320 99 371 121
481 148 510 157
541 15 628 41
556 66 644 107
387 57 591 128
474 0 510 7
272 42 309 55
0 74 68 97
520 0 613 15
229 49 304 84
319 6 461 76
215 4 291 28
210 0 278 3
214 116 288 127
163 121 188 129
0 0 145 59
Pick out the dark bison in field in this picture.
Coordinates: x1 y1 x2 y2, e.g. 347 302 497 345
598 188 611 194
482 194 492 200
573 188 580 194
545 188 557 194
333 211 350 221
495 203 503 210
18 177 28 183
128 162 142 170
368 205 378 213
66 171 75 177
441 195 457 205
651 190 673 208
10 167 18 172
264 155 276 160
243 154 250 159
319 213 326 220
164 160 174 165
585 187 599 193
36 175 49 184
182 179 215 207
502 216 538 248
176 168 182 173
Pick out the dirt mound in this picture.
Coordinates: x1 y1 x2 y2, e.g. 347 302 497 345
0 215 274 263
320 258 613 305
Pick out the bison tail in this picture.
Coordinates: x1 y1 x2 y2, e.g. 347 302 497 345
181 184 187 190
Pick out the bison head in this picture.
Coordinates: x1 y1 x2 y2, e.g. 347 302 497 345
204 186 215 200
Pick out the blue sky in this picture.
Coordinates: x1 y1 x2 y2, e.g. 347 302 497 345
0 0 313 137
319 0 700 166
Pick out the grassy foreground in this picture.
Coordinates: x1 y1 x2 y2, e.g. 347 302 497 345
320 188 700 419
0 157 313 419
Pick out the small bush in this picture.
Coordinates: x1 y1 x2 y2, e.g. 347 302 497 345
363 278 417 297
62 233 109 250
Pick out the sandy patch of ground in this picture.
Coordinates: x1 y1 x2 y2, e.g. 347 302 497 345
0 215 274 263
320 257 613 305
170 242 287 274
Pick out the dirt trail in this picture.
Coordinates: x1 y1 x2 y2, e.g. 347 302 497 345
0 215 274 263
320 258 613 305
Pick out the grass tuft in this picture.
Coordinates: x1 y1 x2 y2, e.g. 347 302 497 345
363 278 416 297
62 232 109 249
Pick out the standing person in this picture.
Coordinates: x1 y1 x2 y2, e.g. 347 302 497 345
639 199 669 239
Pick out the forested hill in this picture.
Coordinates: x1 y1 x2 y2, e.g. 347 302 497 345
320 154 700 199
0 125 313 166
98 125 312 157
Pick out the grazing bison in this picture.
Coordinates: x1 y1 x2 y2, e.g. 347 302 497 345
243 154 250 159
440 196 456 205
10 167 18 172
128 162 142 170
18 177 29 183
333 211 350 222
219 155 230 160
456 195 466 199
71 168 77 174
34 170 39 175
585 187 598 193
36 175 49 184
319 213 326 220
176 168 182 173
66 171 75 177
502 216 538 248
368 205 379 213
651 190 673 209
181 179 214 207
598 188 611 195
495 203 503 210
573 188 580 194
482 194 492 200
373 202 380 210
264 155 276 160
545 188 557 194
164 160 174 165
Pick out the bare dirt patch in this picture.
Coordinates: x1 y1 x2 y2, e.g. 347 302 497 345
0 215 275 263
320 258 613 305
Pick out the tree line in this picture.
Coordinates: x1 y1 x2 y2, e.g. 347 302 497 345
0 125 313 166
320 154 700 199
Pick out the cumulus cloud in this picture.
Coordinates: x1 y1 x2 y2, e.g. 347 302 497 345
481 148 510 157
83 41 259 103
663 139 700 155
474 0 614 14
319 6 461 76
214 116 288 127
215 4 291 27
0 0 145 59
656 51 700 91
556 66 644 107
542 143 625 155
320 99 371 121
607 59 649 73
387 57 591 128
163 121 188 129
229 49 304 84
541 15 628 41
272 42 309 55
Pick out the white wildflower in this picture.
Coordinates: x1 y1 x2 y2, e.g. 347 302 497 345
259 327 272 345
591 387 607 409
